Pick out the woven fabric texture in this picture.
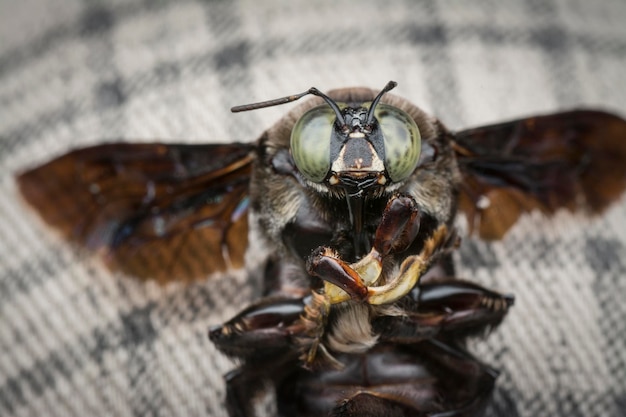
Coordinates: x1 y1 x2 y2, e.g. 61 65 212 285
1 1 625 416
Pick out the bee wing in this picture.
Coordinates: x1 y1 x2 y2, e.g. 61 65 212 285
453 110 626 240
17 142 255 283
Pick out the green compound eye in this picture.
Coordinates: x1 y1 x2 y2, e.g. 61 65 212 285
375 104 421 182
290 106 335 183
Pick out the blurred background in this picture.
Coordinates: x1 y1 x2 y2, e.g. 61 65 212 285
1 1 625 416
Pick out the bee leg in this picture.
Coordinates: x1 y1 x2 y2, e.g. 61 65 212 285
224 354 298 417
415 279 514 337
372 194 421 256
412 339 498 416
366 225 458 305
209 296 306 358
415 339 499 417
223 367 261 417
210 297 307 416
375 280 514 343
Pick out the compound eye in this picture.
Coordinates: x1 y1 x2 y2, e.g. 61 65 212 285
375 104 421 182
290 106 335 183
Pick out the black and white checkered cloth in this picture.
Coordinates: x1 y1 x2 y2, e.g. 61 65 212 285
1 1 625 416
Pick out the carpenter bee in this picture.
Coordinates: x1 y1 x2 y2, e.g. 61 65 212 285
17 82 626 416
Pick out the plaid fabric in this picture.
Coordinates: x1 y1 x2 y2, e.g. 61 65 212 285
1 1 625 416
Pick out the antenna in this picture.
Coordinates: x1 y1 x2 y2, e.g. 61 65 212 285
365 81 398 127
231 86 348 129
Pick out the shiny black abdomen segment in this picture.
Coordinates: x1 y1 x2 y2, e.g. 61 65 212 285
277 341 496 417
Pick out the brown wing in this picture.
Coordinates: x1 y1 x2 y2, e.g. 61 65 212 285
453 110 626 240
17 142 255 283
